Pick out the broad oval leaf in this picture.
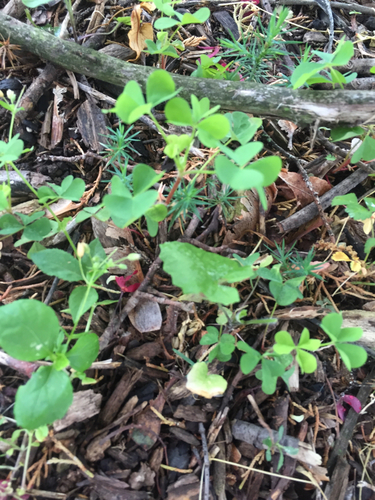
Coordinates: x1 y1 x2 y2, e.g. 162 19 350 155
0 299 59 361
69 286 99 323
336 343 367 370
14 366 73 429
160 241 255 305
31 249 82 282
67 333 99 372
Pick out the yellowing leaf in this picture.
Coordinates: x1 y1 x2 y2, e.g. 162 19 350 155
350 260 362 272
363 217 373 235
186 362 227 399
332 252 350 262
128 5 154 60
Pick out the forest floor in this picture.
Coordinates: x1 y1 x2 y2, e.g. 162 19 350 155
1 0 375 499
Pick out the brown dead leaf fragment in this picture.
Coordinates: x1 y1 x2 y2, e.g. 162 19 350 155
278 171 331 208
128 5 153 60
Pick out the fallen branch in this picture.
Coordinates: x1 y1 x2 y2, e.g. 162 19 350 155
1 13 375 126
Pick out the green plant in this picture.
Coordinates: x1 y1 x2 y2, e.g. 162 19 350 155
101 123 140 169
191 54 236 80
200 326 236 362
291 39 356 89
220 8 293 82
143 0 209 65
268 241 324 280
167 179 209 228
332 193 375 257
263 425 299 471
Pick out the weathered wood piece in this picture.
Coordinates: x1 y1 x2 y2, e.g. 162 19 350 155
1 13 375 126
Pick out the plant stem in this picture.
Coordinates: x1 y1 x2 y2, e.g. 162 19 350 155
166 176 182 205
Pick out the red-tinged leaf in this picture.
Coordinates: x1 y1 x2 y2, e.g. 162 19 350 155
124 282 141 293
337 402 347 421
342 394 361 413
115 271 140 293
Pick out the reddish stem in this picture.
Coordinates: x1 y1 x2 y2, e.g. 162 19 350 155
165 176 181 205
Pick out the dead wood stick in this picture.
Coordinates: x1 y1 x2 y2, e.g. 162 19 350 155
277 168 369 233
326 363 375 472
1 13 375 126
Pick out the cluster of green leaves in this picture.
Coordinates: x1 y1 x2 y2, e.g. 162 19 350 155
220 8 293 82
110 70 282 210
144 0 209 59
193 312 366 396
291 40 356 89
191 54 237 81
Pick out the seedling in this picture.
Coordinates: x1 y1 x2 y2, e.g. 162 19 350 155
291 39 356 89
263 425 299 471
200 327 236 362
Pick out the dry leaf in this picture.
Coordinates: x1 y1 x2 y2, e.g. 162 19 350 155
278 171 331 208
128 5 153 60
140 1 156 12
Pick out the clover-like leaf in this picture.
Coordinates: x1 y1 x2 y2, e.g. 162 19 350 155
200 326 219 345
321 312 367 370
186 362 228 398
238 341 261 374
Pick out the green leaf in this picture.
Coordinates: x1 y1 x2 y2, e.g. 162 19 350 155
256 264 283 283
69 286 98 323
0 213 24 235
237 341 261 374
365 237 375 254
111 81 151 124
224 112 262 145
296 349 317 374
291 62 326 89
146 69 178 106
331 40 354 66
331 126 364 142
331 193 358 206
15 218 54 246
59 176 85 201
31 249 82 282
180 7 210 24
0 299 59 361
14 366 73 429
159 241 256 305
274 331 295 354
67 333 99 372
256 357 287 394
165 97 193 126
298 328 321 351
164 134 192 159
154 17 179 29
200 326 219 345
215 156 264 190
351 136 375 164
269 277 304 306
219 334 235 354
335 343 367 370
197 114 230 140
220 142 263 166
22 0 48 7
146 204 167 222
104 190 158 228
0 135 24 166
53 353 70 371
132 163 162 195
186 362 228 398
